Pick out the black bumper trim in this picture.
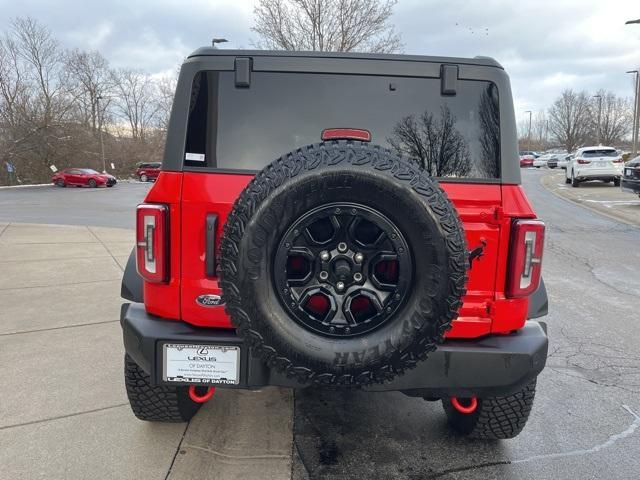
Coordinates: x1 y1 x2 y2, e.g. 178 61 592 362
621 177 640 194
121 303 548 397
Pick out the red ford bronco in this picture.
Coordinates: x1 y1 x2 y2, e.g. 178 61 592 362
120 49 548 439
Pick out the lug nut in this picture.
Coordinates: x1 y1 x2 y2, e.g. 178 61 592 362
354 253 364 264
320 250 330 261
337 242 348 253
319 271 329 281
336 281 345 292
354 272 363 282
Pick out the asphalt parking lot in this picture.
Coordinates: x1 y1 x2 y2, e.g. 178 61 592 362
541 168 640 227
1 172 640 479
0 181 149 229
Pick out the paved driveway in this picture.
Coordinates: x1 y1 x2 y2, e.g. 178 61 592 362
0 182 150 229
2 171 640 479
0 223 293 480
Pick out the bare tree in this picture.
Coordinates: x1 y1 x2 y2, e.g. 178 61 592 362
548 89 592 152
252 0 403 53
112 68 159 140
65 49 114 133
0 17 74 181
154 74 177 130
478 83 500 178
0 16 176 185
532 111 549 149
590 89 632 146
388 106 471 177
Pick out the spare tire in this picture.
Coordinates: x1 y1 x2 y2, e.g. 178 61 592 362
220 141 467 386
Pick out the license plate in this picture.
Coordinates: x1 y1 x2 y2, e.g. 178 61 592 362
163 344 240 385
626 168 634 177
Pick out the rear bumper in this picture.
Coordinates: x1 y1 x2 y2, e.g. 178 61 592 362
121 302 548 397
621 177 640 194
574 167 622 180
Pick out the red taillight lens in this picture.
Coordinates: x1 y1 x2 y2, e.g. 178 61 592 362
136 204 169 283
612 158 623 163
321 128 371 142
577 158 590 164
506 219 545 298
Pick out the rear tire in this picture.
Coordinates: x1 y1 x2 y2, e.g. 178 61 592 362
571 171 580 188
124 354 202 422
442 379 537 439
613 177 620 187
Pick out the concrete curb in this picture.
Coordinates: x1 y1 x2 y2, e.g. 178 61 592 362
538 172 640 228
0 183 52 189
0 179 141 190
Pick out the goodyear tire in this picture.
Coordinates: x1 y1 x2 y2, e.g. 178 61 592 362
124 355 202 422
220 141 467 386
442 380 537 439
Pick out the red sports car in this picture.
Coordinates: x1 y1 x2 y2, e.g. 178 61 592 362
519 155 535 168
52 168 117 188
135 162 161 182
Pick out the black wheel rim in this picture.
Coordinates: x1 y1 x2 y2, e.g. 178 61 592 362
273 203 413 338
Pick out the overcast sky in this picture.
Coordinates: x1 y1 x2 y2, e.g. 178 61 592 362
1 0 639 123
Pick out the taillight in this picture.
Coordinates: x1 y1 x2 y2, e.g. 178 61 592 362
136 204 169 283
506 219 545 298
612 158 623 163
577 158 590 164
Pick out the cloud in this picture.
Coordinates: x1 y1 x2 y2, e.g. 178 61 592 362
0 0 638 119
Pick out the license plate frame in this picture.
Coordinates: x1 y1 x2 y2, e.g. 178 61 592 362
162 343 241 385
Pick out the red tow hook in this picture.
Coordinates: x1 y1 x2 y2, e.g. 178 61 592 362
451 396 478 414
188 385 216 403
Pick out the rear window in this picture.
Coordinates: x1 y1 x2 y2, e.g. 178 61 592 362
582 149 618 158
184 71 501 179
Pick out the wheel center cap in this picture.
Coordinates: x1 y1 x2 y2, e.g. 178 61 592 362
332 258 352 279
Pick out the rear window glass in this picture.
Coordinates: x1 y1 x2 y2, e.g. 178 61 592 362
582 149 617 158
184 71 501 179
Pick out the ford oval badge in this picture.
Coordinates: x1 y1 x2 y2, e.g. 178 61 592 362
196 294 224 307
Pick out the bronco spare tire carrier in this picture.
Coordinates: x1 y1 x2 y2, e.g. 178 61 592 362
220 141 468 386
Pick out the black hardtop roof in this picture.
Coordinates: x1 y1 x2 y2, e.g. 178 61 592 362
187 48 503 69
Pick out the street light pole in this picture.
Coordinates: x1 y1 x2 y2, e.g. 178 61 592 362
96 95 106 173
524 110 532 153
627 71 639 156
626 19 640 156
593 94 602 145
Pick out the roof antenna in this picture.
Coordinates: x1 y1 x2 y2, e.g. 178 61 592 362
212 38 228 49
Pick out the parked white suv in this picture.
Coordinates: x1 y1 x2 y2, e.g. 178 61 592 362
565 146 623 187
557 154 572 169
